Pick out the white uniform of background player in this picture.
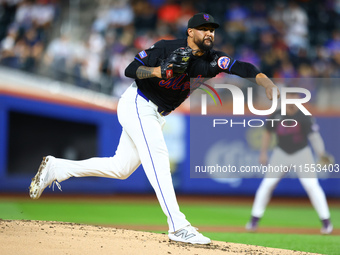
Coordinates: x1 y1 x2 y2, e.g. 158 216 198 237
246 93 333 234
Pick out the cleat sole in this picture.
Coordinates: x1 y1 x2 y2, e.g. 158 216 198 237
29 157 48 199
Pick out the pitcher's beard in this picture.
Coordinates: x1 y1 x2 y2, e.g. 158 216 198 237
196 38 214 52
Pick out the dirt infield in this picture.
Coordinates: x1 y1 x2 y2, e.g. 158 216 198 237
103 224 340 235
0 220 320 255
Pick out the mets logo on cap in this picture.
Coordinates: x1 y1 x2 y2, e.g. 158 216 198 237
203 14 210 21
218 56 230 70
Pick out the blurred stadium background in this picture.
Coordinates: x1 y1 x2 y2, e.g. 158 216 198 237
0 0 340 198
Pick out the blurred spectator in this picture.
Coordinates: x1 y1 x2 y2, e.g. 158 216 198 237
157 0 182 35
157 0 181 24
0 0 339 110
31 0 56 42
323 30 340 78
154 20 176 40
92 0 134 35
330 51 340 78
0 25 18 68
0 0 56 73
268 1 286 35
298 63 317 100
21 26 43 72
224 1 249 45
0 23 43 72
312 46 332 78
107 0 134 30
31 0 55 26
237 46 261 68
92 0 111 33
0 0 20 41
14 0 34 33
258 29 275 53
260 49 279 79
282 1 309 53
324 30 340 55
132 0 157 34
110 48 136 97
133 30 158 50
100 30 118 78
246 0 269 43
176 1 196 36
43 33 73 81
70 40 88 88
82 31 106 91
274 60 297 79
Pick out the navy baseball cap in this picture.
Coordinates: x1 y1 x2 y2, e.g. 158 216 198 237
187 13 220 29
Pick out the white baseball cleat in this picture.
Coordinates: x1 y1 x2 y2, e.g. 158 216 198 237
29 156 61 199
245 221 258 232
321 223 333 235
168 225 211 244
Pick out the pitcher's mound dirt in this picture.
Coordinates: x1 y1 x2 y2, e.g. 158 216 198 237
0 220 319 255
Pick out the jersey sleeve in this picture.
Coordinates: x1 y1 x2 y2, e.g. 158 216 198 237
207 51 236 76
133 40 166 67
229 60 261 79
124 40 166 79
208 51 260 79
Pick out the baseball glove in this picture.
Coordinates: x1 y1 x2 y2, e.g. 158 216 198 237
318 153 335 166
160 47 191 80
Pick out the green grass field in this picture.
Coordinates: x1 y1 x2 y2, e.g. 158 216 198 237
0 196 339 254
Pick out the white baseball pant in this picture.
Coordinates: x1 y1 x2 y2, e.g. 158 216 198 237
51 83 190 232
251 146 330 220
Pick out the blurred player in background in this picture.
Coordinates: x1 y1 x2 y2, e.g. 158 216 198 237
246 93 333 234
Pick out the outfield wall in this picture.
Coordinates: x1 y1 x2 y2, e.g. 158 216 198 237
1 70 339 197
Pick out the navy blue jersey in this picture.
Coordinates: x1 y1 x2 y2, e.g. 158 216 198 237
267 110 318 154
126 38 259 112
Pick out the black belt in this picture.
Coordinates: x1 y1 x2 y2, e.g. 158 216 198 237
137 88 171 116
